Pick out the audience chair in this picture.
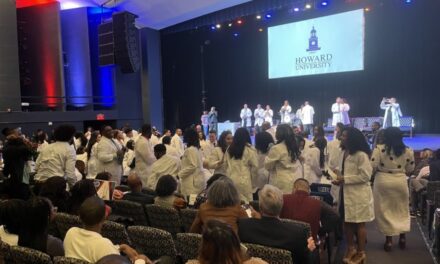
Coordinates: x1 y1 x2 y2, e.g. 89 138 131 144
8 246 52 264
244 243 293 264
102 220 131 245
142 188 157 196
144 204 183 237
0 240 12 263
53 256 90 264
127 226 177 262
115 185 130 192
109 200 149 226
176 233 202 263
53 213 82 239
425 181 440 235
280 218 311 237
179 208 198 232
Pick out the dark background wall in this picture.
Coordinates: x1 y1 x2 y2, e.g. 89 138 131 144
161 0 440 133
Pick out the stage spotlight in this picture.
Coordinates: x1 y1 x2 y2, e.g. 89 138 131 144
216 24 221 29
237 19 243 25
265 14 272 19
405 0 412 3
256 15 262 19
364 7 371 12
294 7 300 12
233 33 239 37
258 28 264 32
210 25 216 30
228 23 233 27
321 1 328 6
305 3 312 9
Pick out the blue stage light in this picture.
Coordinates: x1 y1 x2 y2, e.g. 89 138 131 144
294 7 300 12
265 14 272 19
233 33 239 37
405 0 412 3
321 1 328 6
211 25 216 30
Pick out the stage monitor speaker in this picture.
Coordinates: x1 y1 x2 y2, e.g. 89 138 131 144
98 21 114 66
112 11 140 73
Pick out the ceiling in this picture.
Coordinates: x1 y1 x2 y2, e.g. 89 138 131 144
58 0 251 29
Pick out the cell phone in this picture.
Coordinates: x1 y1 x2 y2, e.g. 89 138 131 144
242 204 252 217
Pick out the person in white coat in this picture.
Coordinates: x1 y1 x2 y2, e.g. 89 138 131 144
332 127 374 264
381 97 402 128
331 97 351 126
279 100 292 124
147 144 180 190
297 136 322 184
225 128 258 202
96 126 124 185
203 131 233 175
263 105 274 126
254 131 274 192
162 136 181 159
301 101 315 136
171 129 185 157
122 140 135 177
265 124 303 194
178 129 205 197
86 132 101 179
240 104 252 128
134 124 157 187
254 104 265 133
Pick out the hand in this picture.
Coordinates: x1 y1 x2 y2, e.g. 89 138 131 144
332 176 344 186
135 255 153 264
112 189 124 200
119 244 138 261
333 169 342 178
307 237 316 252
249 206 261 219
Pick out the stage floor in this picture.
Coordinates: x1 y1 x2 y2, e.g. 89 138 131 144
403 134 440 151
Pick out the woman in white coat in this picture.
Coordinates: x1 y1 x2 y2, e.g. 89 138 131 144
265 124 303 194
135 124 157 187
203 131 233 175
86 132 101 178
297 136 322 184
371 127 415 251
332 127 374 264
254 131 274 193
178 129 205 197
225 128 258 202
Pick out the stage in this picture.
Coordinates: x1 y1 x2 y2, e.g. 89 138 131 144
403 134 440 151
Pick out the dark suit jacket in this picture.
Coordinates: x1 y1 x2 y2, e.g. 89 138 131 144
429 160 440 182
238 216 310 264
123 191 155 205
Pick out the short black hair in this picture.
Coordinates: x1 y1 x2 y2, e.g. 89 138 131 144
123 127 133 134
0 199 26 234
54 125 76 142
154 144 166 154
126 140 135 150
162 136 171 145
96 172 112 181
155 175 177 197
79 196 106 227
141 124 152 135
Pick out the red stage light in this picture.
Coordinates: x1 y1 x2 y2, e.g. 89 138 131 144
16 0 56 8
237 19 243 25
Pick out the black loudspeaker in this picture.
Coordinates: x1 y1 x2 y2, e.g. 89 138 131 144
112 12 140 73
98 21 114 66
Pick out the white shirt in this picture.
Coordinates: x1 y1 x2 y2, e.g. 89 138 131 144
178 146 205 196
150 135 160 147
37 141 49 153
331 103 350 126
263 109 274 126
240 108 252 127
165 144 181 159
204 147 227 175
64 227 119 263
35 141 77 187
96 137 123 184
171 134 185 157
327 139 342 170
302 146 322 183
122 149 135 176
147 155 181 189
87 143 99 178
279 105 292 124
0 225 18 246
254 108 265 127
301 105 315 125
200 140 215 160
135 136 156 187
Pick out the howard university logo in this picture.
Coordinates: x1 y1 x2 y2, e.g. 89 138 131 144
306 26 321 52
295 26 332 71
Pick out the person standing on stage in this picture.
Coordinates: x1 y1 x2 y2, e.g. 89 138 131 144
279 100 292 125
371 127 414 252
380 97 402 129
331 97 350 126
208 106 218 132
293 105 303 128
240 104 252 130
263 105 274 126
254 104 265 133
201 111 209 136
301 101 315 136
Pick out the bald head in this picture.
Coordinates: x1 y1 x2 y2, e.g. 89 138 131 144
127 173 142 193
96 255 131 264
79 196 106 228
293 178 310 193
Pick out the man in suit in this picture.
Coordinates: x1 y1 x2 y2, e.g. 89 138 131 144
96 126 124 185
238 185 316 264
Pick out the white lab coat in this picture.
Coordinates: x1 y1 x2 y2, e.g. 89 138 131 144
150 135 160 147
204 147 228 175
327 139 342 170
302 146 322 183
147 155 181 190
331 103 351 126
225 145 258 202
265 141 303 194
263 109 274 126
165 144 181 159
87 143 99 178
134 136 156 187
240 108 252 127
381 101 402 128
339 151 374 223
254 108 265 127
255 152 270 191
200 140 215 160
301 105 315 125
122 149 135 176
279 105 292 124
171 134 185 157
179 146 205 196
96 137 123 184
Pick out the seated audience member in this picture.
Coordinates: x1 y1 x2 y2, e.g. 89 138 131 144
0 199 26 245
280 179 339 241
19 197 64 256
147 144 180 190
96 255 132 264
154 175 186 209
64 197 151 263
190 177 249 234
162 136 180 159
96 171 112 181
67 179 98 215
410 148 434 214
193 174 225 209
39 176 70 213
122 173 154 204
187 219 267 264
429 149 440 181
122 140 135 177
238 185 316 264
35 124 77 188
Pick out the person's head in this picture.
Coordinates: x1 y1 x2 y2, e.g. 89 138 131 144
296 135 306 150
255 131 274 154
141 124 152 138
383 127 406 157
259 185 283 217
228 128 251 160
154 144 167 160
210 106 215 112
261 121 271 131
304 101 309 106
175 128 183 137
79 196 106 230
376 129 385 145
0 199 26 235
243 104 248 109
39 176 69 212
162 136 172 145
87 127 93 132
54 124 76 142
96 172 112 181
207 177 240 208
96 255 132 264
198 131 206 141
420 148 434 160
113 130 124 140
208 130 217 143
155 175 178 197
68 179 97 215
126 140 135 151
257 104 261 109
372 122 381 132
195 125 202 133
198 219 243 264
313 126 325 139
275 124 300 162
340 127 371 156
293 178 310 194
335 123 345 139
218 130 233 153
292 126 301 136
390 97 397 103
163 129 171 137
87 131 101 158
206 174 226 190
336 97 341 103
203 111 208 115
265 105 270 110
127 173 143 193
314 137 327 168
184 128 200 148
124 127 133 138
37 132 47 144
101 126 114 139
76 160 86 179
2 127 19 138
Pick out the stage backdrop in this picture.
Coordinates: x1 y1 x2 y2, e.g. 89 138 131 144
161 0 440 133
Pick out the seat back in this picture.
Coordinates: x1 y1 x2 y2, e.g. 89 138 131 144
127 226 177 262
144 204 183 236
310 183 331 193
8 246 52 264
176 233 202 263
53 256 90 264
110 200 149 226
180 209 198 232
244 243 293 264
0 240 12 263
115 185 130 192
53 213 82 239
102 220 131 245
280 218 311 238
427 181 440 201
